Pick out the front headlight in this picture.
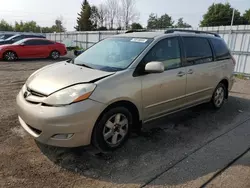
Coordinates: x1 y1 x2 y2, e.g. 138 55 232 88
43 84 96 106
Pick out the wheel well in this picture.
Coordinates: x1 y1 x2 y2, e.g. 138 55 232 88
51 50 60 54
219 79 229 98
97 100 140 131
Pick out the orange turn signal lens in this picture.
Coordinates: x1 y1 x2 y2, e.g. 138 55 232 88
73 92 92 103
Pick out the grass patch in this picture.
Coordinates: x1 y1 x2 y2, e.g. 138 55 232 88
235 74 246 80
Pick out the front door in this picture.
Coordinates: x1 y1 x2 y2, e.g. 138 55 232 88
140 37 187 121
20 39 46 58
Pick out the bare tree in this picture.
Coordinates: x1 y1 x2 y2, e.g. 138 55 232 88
106 0 118 29
116 6 124 29
121 0 139 29
98 3 108 27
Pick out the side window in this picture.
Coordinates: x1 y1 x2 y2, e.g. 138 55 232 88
183 37 213 65
39 40 54 45
210 38 231 60
24 40 43 45
24 40 33 45
144 37 181 70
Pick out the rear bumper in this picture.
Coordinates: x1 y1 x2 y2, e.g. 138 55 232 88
61 50 67 56
60 48 67 56
16 90 106 147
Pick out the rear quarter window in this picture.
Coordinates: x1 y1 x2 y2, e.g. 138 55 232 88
40 40 54 45
210 38 231 61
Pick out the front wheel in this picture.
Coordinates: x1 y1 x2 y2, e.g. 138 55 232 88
92 107 132 152
4 51 17 61
50 50 60 60
211 83 226 109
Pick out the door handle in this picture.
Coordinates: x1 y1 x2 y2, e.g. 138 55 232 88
177 71 186 77
187 69 193 74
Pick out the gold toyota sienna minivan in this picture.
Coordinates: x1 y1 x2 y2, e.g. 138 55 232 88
16 29 235 151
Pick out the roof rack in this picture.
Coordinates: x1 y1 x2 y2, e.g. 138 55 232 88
165 29 220 38
125 29 149 33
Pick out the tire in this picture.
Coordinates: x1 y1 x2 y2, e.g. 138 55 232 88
92 107 133 152
3 51 17 61
211 83 226 109
50 50 60 60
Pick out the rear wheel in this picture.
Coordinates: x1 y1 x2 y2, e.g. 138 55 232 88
4 51 17 61
92 107 132 152
211 83 226 109
50 50 60 60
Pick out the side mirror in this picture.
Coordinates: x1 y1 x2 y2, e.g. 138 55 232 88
20 43 25 46
145 61 164 73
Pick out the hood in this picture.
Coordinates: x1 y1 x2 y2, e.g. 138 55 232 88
0 44 12 48
26 61 115 95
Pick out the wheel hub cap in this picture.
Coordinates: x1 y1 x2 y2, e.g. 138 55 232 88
52 52 59 58
6 52 15 60
214 87 224 107
103 113 128 146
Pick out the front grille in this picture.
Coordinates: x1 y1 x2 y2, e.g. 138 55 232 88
23 87 47 104
27 124 42 135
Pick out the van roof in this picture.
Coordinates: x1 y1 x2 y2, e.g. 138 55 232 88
115 31 165 38
114 29 221 39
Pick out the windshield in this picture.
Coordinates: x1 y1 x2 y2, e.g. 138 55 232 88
6 35 19 41
13 39 27 45
74 37 153 72
0 34 13 40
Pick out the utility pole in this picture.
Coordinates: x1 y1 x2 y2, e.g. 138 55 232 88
229 8 235 49
230 8 235 30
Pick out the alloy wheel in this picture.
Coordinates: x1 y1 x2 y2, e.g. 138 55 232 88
102 113 129 147
51 51 59 59
5 52 16 61
214 86 225 108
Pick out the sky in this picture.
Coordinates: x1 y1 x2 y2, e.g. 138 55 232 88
0 0 249 31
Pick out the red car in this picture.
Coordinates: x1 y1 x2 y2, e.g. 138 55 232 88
0 38 67 61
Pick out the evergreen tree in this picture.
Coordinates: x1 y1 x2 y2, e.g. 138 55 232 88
75 0 92 31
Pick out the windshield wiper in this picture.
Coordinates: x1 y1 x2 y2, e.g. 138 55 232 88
75 63 94 69
66 59 73 63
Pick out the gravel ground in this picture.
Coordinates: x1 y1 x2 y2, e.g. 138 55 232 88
1 59 250 188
